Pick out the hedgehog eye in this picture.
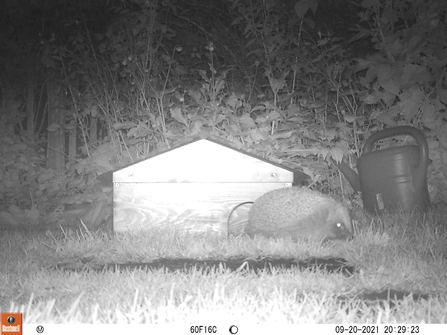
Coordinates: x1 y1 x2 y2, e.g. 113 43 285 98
336 222 342 228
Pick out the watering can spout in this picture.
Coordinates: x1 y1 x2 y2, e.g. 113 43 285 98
333 160 361 193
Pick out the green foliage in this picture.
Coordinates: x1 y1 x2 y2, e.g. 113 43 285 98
351 0 447 202
0 121 100 216
0 109 43 210
2 0 446 212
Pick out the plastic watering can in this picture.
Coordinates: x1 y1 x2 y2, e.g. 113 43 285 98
335 126 430 214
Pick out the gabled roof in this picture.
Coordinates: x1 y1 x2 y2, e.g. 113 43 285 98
99 137 308 184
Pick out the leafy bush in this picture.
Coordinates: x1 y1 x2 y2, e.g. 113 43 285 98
1 0 446 220
350 0 447 202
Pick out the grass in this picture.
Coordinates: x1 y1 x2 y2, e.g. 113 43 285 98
0 208 447 323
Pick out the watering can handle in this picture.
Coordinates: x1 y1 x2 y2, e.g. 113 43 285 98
363 125 429 180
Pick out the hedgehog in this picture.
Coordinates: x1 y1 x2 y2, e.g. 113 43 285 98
244 187 353 242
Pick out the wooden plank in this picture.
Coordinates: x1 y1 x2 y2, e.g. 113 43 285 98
113 182 291 234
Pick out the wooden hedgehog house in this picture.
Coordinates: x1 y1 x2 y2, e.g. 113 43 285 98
112 138 309 236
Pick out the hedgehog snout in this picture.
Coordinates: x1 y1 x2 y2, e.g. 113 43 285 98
336 221 354 240
327 208 352 240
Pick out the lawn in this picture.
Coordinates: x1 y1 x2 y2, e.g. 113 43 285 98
0 208 446 323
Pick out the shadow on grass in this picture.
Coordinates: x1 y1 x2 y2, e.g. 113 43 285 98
57 257 432 306
337 289 431 308
56 256 356 276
